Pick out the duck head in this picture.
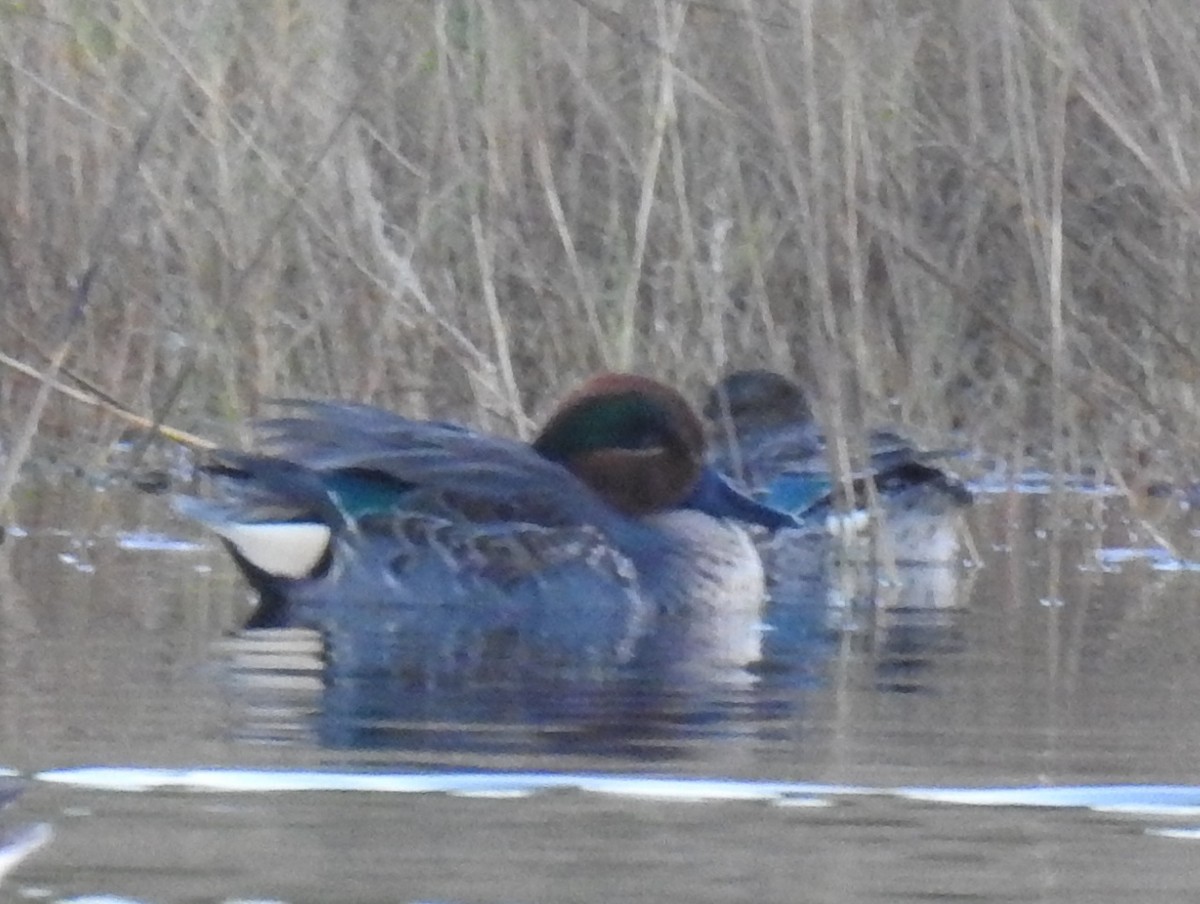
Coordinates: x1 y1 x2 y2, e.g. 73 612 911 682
533 373 796 530
703 369 813 430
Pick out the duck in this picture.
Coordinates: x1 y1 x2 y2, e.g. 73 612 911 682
174 373 802 682
704 369 973 565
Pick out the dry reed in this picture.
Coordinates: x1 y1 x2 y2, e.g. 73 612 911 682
1 0 1199 493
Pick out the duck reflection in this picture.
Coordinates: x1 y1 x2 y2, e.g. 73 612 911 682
215 595 827 759
216 558 975 756
820 560 975 693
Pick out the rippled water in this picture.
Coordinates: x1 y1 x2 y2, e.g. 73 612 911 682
3 478 1200 902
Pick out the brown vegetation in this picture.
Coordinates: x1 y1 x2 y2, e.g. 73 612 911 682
2 1 1199 488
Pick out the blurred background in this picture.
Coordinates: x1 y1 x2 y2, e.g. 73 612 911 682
1 0 1197 478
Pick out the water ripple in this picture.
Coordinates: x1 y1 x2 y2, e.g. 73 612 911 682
35 766 1200 816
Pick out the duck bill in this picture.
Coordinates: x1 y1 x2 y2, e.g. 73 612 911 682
682 467 800 531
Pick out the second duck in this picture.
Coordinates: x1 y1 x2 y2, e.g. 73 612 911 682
704 369 972 565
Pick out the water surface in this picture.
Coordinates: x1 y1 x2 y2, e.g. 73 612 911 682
2 478 1200 902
